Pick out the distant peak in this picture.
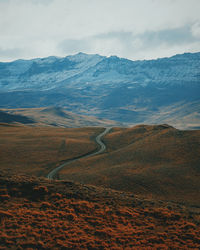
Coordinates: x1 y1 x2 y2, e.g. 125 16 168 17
67 52 104 62
76 52 87 56
41 106 63 113
69 52 90 58
109 55 119 59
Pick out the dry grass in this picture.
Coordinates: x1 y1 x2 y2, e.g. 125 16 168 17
0 172 200 249
1 122 200 207
60 124 200 206
0 124 102 177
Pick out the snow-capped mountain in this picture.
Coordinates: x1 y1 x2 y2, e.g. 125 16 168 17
0 52 200 129
1 52 199 90
0 53 104 90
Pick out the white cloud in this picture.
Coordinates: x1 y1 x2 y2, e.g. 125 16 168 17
0 0 200 61
191 22 200 38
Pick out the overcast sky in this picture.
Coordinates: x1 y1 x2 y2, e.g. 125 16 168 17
0 0 200 61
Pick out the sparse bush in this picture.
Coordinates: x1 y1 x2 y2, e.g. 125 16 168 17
0 194 10 201
40 201 51 209
32 185 48 200
0 173 200 249
0 210 12 218
50 192 62 200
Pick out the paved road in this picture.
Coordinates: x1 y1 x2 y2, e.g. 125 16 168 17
47 127 112 180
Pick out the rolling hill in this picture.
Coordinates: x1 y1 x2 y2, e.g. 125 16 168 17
0 123 102 177
1 122 199 205
1 123 200 248
0 110 35 124
0 107 118 127
60 124 200 206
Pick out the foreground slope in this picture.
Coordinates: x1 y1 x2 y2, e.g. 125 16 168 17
60 125 200 206
0 172 200 249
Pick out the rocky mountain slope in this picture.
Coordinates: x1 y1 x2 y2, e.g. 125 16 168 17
0 52 200 129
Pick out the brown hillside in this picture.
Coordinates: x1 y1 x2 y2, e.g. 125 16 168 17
0 172 200 249
0 124 102 177
1 107 118 127
0 110 35 124
60 125 200 206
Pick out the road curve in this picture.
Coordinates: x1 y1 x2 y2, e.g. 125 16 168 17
47 127 112 180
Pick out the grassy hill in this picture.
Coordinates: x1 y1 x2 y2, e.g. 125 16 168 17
0 110 35 124
0 107 118 128
60 124 200 206
0 123 102 177
1 122 199 206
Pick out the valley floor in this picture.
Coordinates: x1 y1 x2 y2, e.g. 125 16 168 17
0 123 200 248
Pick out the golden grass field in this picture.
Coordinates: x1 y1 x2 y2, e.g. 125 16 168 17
1 122 200 206
0 123 102 177
60 124 200 206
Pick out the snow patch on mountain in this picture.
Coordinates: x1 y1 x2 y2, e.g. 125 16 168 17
0 52 200 91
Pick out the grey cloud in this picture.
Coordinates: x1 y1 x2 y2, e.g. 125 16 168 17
95 25 198 47
2 0 54 5
58 39 91 55
1 0 200 61
30 0 54 5
138 25 198 47
93 25 200 53
0 47 24 59
94 31 133 40
57 24 200 59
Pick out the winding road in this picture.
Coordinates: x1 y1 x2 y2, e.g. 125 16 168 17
47 127 112 180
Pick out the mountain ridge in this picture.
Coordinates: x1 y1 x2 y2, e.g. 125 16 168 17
1 51 199 90
0 51 200 129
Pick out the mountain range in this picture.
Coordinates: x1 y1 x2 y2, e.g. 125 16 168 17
0 52 200 129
